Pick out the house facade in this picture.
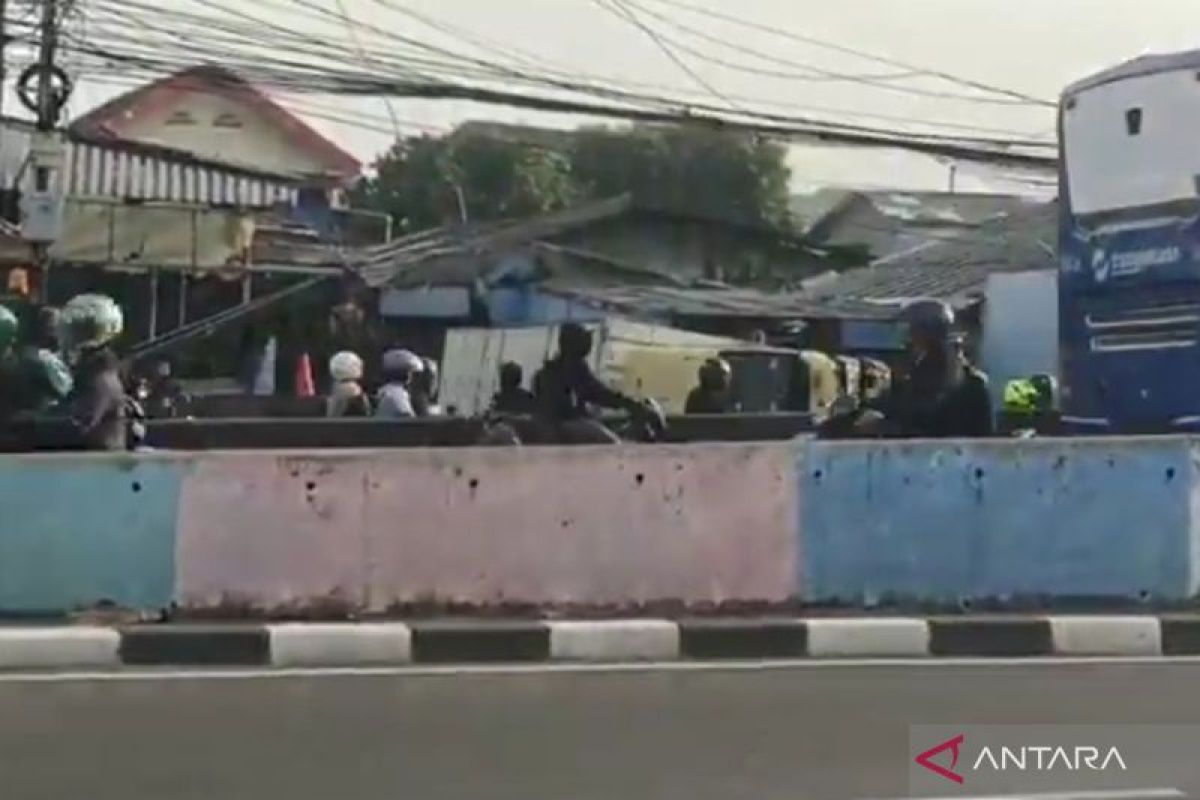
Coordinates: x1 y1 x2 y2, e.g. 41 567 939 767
70 66 361 194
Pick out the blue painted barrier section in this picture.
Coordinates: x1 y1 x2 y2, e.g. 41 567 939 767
0 454 184 613
799 437 1198 604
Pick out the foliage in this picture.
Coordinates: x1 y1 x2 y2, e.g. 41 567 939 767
353 123 794 234
351 132 577 234
568 125 793 231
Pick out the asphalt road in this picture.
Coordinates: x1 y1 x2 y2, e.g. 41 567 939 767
1 660 1200 800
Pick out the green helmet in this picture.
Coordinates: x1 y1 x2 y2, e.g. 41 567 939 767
1003 378 1041 414
0 305 18 350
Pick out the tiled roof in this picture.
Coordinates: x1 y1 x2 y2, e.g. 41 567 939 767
791 187 1048 261
804 201 1058 306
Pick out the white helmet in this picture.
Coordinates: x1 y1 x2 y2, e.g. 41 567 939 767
329 351 364 382
382 348 424 374
59 294 124 352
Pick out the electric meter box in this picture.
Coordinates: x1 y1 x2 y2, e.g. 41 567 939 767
20 191 63 243
21 132 66 243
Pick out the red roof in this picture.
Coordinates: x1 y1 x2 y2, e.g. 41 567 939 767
71 66 361 182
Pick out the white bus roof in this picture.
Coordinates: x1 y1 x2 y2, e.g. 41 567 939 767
1065 49 1200 96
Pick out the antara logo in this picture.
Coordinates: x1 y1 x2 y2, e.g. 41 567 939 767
915 734 964 784
974 745 1127 772
915 734 1127 785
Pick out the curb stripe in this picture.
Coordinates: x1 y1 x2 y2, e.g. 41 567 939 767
1159 617 1200 655
119 626 270 666
268 623 412 667
0 628 121 669
928 619 1054 657
18 617 1200 669
410 622 550 664
548 620 680 662
805 618 929 658
1049 616 1161 655
678 619 807 660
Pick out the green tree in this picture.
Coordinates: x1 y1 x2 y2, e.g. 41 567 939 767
568 125 793 230
352 132 577 234
354 122 795 234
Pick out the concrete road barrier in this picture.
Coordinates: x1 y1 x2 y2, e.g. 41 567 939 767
800 437 1200 605
3 437 1200 615
175 444 798 612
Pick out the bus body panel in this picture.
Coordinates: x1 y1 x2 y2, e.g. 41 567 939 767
1059 55 1200 432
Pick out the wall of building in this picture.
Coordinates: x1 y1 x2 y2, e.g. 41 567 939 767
115 92 332 179
982 269 1059 408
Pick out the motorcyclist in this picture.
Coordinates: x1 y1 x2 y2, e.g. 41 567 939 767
821 299 993 439
1000 374 1060 437
490 361 537 416
42 294 129 451
0 305 22 427
375 348 422 419
685 357 734 414
326 350 371 418
533 322 663 444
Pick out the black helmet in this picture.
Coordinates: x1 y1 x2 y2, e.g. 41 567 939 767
699 357 732 387
499 360 523 388
901 298 956 342
558 322 593 359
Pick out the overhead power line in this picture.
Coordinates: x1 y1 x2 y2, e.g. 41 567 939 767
52 0 1056 170
614 0 1042 107
591 0 741 112
331 0 403 139
637 0 1056 107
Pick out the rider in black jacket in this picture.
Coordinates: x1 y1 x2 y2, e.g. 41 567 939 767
533 323 662 443
823 299 993 439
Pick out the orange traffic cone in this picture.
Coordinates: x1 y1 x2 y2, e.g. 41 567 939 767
295 352 316 397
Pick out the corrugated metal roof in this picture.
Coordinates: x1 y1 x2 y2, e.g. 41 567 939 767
804 201 1058 306
542 283 901 321
0 117 302 208
352 196 636 289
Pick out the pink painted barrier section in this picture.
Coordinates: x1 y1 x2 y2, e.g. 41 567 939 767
175 444 798 611
176 453 372 610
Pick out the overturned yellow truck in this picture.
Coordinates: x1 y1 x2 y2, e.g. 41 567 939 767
437 320 844 418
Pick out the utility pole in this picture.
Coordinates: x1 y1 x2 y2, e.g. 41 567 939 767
20 0 67 302
35 0 58 133
0 0 9 121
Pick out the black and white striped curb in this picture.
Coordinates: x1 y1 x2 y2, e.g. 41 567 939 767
1 616 1198 670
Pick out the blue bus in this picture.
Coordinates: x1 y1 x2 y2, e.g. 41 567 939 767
1059 50 1200 433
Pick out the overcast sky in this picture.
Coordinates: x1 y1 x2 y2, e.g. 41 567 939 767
63 0 1200 194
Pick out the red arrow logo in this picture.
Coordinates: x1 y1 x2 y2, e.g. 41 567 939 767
915 734 965 784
